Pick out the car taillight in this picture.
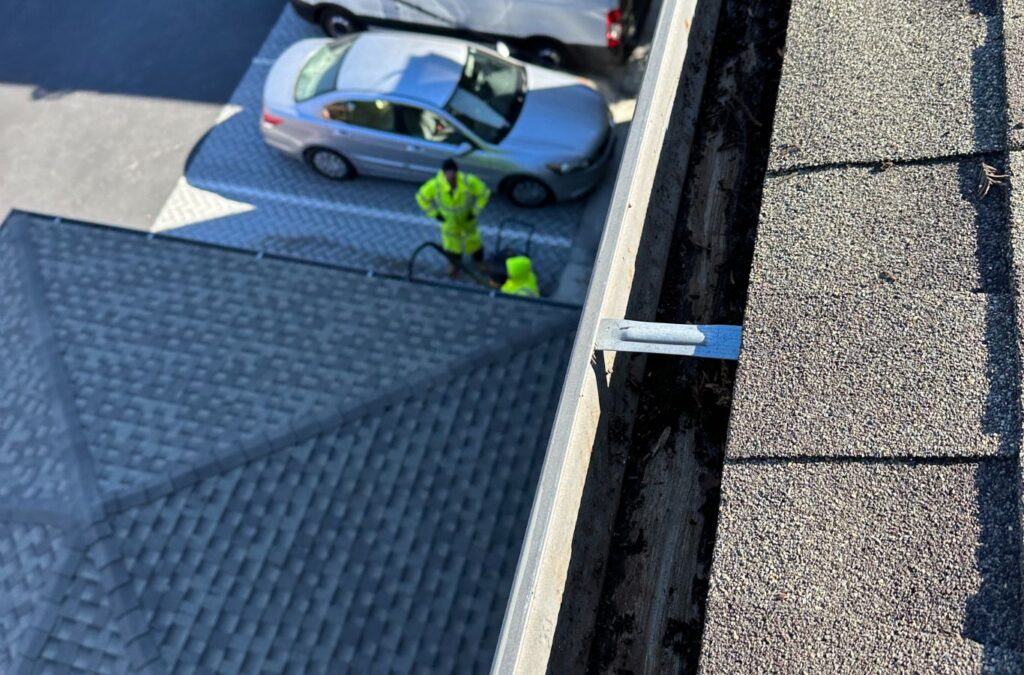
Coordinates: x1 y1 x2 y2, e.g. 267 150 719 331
606 9 623 48
262 110 283 126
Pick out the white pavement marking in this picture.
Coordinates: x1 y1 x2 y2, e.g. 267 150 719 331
214 104 244 125
152 179 255 232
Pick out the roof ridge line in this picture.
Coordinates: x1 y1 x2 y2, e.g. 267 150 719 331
102 316 579 516
7 216 105 519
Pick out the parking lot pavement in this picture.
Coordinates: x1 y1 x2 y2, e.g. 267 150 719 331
0 0 283 229
155 5 637 297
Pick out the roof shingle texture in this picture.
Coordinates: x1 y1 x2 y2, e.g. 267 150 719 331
752 160 1010 293
0 236 81 506
728 288 1017 458
0 213 578 673
768 0 1005 171
1004 0 1024 146
700 0 1023 668
702 462 1023 671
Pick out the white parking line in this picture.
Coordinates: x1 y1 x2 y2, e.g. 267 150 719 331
187 177 575 247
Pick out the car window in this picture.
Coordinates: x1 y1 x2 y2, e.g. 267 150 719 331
295 40 354 102
444 47 525 144
322 100 398 133
398 106 466 145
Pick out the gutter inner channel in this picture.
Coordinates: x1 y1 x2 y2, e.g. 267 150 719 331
573 0 792 671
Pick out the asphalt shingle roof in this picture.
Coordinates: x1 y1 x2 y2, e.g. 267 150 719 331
768 0 1004 171
702 461 1022 671
752 160 1009 293
0 237 82 507
728 288 1018 459
1003 0 1024 146
700 0 1024 668
0 212 578 672
0 523 69 673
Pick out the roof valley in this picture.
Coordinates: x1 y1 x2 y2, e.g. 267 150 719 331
0 213 580 671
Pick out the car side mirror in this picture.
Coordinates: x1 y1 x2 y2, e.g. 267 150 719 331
455 141 474 156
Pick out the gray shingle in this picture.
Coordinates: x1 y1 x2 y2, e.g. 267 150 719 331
108 331 572 673
729 288 1017 458
0 225 81 505
24 218 575 497
769 0 1004 171
701 460 1022 672
1008 151 1024 288
0 523 68 672
1005 0 1024 146
753 160 1010 293
0 213 579 672
32 544 135 675
699 0 1022 670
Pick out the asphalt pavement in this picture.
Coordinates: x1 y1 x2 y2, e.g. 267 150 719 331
0 0 283 228
0 1 656 301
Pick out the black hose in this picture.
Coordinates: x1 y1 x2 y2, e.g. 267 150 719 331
406 242 490 286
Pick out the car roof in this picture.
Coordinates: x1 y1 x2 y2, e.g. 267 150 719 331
337 32 468 108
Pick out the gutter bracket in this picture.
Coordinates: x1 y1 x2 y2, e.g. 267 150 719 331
595 318 742 360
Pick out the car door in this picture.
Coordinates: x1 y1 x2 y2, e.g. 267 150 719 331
320 98 413 179
392 104 476 179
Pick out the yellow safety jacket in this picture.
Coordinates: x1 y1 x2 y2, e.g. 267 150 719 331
501 255 540 298
415 171 492 254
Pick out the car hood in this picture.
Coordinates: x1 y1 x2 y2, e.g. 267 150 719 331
500 65 610 156
263 38 333 111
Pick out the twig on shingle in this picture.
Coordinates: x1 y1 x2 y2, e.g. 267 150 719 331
979 162 1008 198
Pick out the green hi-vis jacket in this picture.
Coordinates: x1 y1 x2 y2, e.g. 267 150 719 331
501 255 540 298
415 171 492 255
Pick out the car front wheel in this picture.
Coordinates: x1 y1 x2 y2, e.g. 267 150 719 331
306 148 355 180
506 176 554 208
319 6 361 37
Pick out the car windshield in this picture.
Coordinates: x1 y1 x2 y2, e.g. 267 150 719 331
443 48 525 144
295 40 353 102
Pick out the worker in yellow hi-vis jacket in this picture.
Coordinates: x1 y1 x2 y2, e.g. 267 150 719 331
415 159 491 277
500 255 540 298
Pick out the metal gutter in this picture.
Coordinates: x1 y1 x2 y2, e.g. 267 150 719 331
491 0 721 670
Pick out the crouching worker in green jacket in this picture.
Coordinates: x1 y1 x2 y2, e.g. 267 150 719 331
415 158 491 278
499 255 540 298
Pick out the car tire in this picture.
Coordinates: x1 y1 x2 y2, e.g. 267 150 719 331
506 176 554 208
523 39 569 69
306 148 355 180
319 6 361 37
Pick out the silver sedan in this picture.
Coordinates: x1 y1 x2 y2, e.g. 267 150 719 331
260 32 614 207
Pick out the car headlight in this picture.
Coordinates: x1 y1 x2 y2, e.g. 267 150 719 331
547 159 591 175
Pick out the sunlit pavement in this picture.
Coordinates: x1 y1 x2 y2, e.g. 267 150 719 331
154 6 649 301
0 0 284 229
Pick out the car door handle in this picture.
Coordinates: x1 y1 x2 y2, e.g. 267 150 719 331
405 144 424 152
